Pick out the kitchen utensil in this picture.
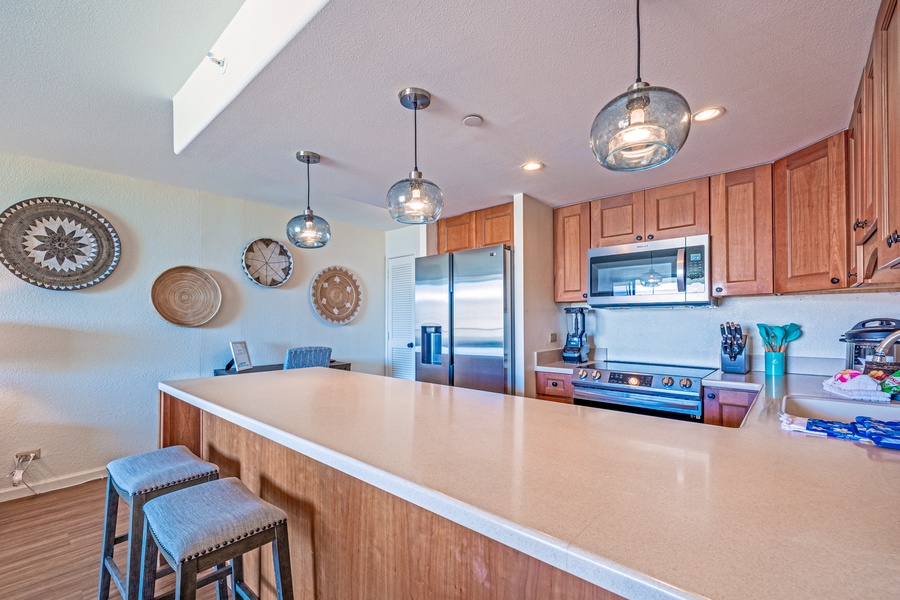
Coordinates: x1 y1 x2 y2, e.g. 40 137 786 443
771 326 786 351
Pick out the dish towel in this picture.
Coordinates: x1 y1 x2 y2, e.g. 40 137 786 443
822 372 891 402
780 414 900 449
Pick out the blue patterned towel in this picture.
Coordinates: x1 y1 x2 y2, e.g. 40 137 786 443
781 415 900 450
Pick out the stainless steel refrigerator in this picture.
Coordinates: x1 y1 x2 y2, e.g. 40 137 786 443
414 245 514 394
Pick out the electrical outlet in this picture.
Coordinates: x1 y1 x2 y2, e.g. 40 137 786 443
549 333 558 343
15 449 40 461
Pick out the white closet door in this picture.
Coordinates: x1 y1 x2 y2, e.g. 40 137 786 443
386 254 415 379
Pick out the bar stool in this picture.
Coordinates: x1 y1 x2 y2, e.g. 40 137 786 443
98 445 219 600
139 477 294 600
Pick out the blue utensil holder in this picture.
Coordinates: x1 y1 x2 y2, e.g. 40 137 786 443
765 351 785 376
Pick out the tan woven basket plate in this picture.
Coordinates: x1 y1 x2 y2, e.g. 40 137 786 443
310 266 362 325
151 266 222 327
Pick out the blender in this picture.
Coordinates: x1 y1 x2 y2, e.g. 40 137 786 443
562 307 590 364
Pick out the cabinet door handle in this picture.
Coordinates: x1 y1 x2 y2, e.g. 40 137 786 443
582 293 588 299
636 236 642 241
853 219 868 231
715 286 724 293
647 234 654 240
848 272 857 279
830 277 840 284
551 381 558 387
888 230 900 248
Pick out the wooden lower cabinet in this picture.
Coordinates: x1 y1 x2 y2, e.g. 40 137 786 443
710 165 774 296
535 371 574 403
159 395 620 600
703 387 757 428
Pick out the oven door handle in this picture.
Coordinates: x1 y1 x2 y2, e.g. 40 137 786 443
676 247 686 292
572 385 701 416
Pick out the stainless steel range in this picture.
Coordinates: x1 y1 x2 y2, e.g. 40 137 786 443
571 361 717 422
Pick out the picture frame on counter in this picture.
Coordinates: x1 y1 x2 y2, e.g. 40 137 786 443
230 341 252 371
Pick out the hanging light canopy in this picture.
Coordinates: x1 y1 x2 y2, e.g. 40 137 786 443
387 88 443 224
590 0 691 172
287 151 331 248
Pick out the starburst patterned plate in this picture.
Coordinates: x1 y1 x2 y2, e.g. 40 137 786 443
310 266 362 325
0 197 121 290
241 238 293 287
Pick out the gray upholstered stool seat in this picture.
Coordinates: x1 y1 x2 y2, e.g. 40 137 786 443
98 445 218 600
140 477 294 600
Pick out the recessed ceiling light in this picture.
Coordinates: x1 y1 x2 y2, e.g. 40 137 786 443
692 106 725 122
522 161 543 171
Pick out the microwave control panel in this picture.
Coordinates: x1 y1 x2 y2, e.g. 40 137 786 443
686 247 705 282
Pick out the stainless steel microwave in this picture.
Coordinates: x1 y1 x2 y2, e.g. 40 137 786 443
586 235 714 308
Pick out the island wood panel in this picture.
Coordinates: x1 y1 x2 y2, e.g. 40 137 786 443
476 203 514 247
773 132 848 293
553 203 591 301
643 177 710 241
159 390 202 455
880 0 900 267
437 212 477 254
710 165 774 296
159 401 624 600
589 192 644 247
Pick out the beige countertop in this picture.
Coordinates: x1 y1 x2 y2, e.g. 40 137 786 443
160 369 900 600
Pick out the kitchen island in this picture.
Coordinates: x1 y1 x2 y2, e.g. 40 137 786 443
159 368 900 599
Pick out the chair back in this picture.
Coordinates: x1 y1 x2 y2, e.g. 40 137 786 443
283 346 332 369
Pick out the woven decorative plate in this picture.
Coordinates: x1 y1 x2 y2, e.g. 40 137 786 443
0 197 121 290
241 238 293 287
310 266 362 325
151 266 222 327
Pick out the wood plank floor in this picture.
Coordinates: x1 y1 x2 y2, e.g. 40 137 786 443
0 478 217 600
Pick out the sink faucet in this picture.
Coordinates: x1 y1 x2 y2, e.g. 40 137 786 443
872 329 900 363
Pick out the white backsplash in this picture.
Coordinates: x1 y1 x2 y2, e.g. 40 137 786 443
566 291 900 374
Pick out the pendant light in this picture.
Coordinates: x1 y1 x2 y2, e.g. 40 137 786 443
287 151 331 248
387 88 443 224
590 0 691 172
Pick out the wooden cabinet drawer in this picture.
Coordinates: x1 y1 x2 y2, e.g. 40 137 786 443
535 372 573 403
703 387 757 428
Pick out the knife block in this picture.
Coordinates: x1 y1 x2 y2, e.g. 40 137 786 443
721 349 751 374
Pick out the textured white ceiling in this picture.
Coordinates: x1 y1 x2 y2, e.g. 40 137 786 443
0 0 883 230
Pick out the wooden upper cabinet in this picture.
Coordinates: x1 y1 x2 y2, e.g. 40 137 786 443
589 178 709 248
554 203 590 302
880 0 900 268
476 203 514 247
436 203 513 254
643 178 710 241
710 165 774 297
773 132 849 293
437 212 476 254
853 52 879 246
590 192 644 246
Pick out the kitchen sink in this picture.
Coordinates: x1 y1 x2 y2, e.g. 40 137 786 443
781 394 900 422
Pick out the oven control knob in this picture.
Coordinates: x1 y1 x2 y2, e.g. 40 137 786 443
592 370 601 381
662 376 674 387
578 369 588 379
680 377 693 389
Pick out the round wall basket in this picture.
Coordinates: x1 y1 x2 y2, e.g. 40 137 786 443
310 266 362 325
151 266 222 327
0 197 121 290
241 238 293 287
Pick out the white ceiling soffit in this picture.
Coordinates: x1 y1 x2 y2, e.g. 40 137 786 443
176 0 881 220
173 0 332 154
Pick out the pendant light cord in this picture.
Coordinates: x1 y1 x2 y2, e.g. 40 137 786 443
306 159 311 211
413 100 419 172
635 0 642 83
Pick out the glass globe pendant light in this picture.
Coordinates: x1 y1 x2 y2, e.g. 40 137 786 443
590 0 691 172
387 88 443 224
287 151 331 248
